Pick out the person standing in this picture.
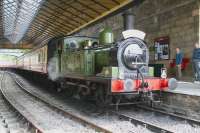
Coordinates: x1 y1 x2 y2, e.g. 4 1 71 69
175 47 183 80
192 43 200 81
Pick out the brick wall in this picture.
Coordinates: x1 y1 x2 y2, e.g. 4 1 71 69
75 0 199 79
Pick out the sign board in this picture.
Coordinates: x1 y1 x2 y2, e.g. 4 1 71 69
154 36 170 60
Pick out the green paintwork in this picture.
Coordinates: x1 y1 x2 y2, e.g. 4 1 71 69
60 47 113 76
148 67 154 77
95 50 110 73
61 49 95 76
99 27 114 45
97 67 119 78
52 36 117 77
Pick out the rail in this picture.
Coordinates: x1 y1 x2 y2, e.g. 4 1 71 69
112 111 174 133
136 105 200 126
0 71 44 133
9 72 112 133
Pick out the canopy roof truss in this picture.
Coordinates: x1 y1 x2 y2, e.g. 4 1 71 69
2 0 44 44
0 0 133 46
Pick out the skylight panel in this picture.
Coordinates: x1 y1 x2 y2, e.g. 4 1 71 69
3 0 44 44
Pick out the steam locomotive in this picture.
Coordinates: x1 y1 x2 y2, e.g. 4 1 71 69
16 12 177 106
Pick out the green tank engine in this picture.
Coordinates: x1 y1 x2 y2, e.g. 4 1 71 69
49 28 118 79
46 12 177 107
15 11 177 107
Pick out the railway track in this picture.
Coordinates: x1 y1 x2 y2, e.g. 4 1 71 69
112 111 174 133
5 71 156 133
136 105 200 127
0 96 32 133
6 72 174 133
112 105 200 133
0 94 35 133
0 72 42 133
112 104 200 133
1 71 112 133
5 71 200 133
111 103 200 133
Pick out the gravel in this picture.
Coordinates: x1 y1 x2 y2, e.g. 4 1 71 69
0 89 30 133
7 72 154 133
1 72 98 133
9 71 200 133
118 108 200 133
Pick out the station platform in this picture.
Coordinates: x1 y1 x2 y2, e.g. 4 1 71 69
166 81 200 96
158 81 200 119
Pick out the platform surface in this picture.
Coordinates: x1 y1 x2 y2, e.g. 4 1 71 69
166 81 200 96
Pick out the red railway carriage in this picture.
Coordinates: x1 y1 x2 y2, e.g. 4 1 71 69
16 45 48 74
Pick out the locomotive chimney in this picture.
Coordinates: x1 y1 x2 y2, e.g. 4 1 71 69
123 10 135 30
122 9 146 40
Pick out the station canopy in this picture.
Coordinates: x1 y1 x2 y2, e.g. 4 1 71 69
0 0 133 47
